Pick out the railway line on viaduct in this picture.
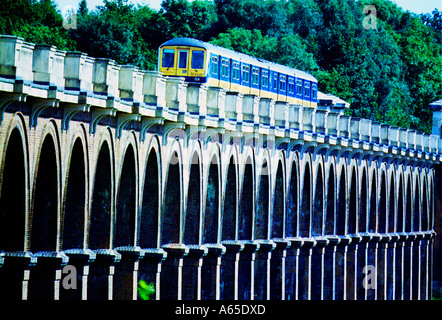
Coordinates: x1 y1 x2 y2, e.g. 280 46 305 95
0 35 441 300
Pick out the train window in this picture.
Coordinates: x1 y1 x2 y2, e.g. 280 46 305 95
262 70 269 88
252 68 259 86
191 51 205 69
296 80 303 96
273 74 278 90
312 85 317 100
288 78 295 94
221 59 230 77
211 56 218 76
279 75 286 92
242 65 250 83
304 82 310 98
179 50 188 69
162 49 175 68
232 62 240 80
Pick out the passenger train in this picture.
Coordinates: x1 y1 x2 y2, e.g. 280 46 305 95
159 38 318 108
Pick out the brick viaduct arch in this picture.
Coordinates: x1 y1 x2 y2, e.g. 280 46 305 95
0 114 435 300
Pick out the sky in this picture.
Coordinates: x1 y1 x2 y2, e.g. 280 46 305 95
392 0 442 14
54 0 442 16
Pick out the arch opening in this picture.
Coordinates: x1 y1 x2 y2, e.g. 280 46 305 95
255 160 269 240
162 151 181 245
203 156 219 244
0 128 26 251
272 161 284 239
184 153 201 245
31 135 58 252
286 161 298 237
140 150 160 248
89 141 112 249
239 160 253 240
325 165 335 235
359 169 368 233
388 174 395 233
115 145 137 247
312 164 323 237
300 162 311 238
422 179 428 231
63 138 86 250
413 176 420 232
379 172 387 233
348 167 357 234
405 176 412 233
397 176 404 232
222 156 237 241
368 171 377 233
336 167 346 235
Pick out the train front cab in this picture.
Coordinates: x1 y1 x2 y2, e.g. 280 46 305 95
159 45 207 82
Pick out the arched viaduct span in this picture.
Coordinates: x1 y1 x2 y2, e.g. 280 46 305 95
0 35 440 300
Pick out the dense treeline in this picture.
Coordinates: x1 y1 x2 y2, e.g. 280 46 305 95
0 0 440 133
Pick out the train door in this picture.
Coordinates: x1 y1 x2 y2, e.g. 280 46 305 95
269 70 278 100
296 79 303 106
177 47 190 77
250 66 260 96
219 56 231 91
278 74 287 102
304 81 311 108
189 48 206 79
311 83 318 107
208 54 220 87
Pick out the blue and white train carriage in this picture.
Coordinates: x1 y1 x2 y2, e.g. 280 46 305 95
159 38 318 108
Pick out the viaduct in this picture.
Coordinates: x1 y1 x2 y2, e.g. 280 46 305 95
0 35 441 300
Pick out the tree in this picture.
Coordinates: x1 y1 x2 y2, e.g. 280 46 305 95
210 28 318 72
286 0 323 55
422 9 442 46
70 0 154 69
0 0 75 50
78 0 88 16
156 0 217 39
398 14 441 132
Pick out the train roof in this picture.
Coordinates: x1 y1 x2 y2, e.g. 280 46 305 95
160 38 317 82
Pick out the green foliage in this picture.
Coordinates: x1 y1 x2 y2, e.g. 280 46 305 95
214 0 292 37
1 0 440 133
314 0 441 133
159 0 217 39
137 279 155 300
210 28 318 73
421 9 442 45
70 0 155 69
0 0 75 50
